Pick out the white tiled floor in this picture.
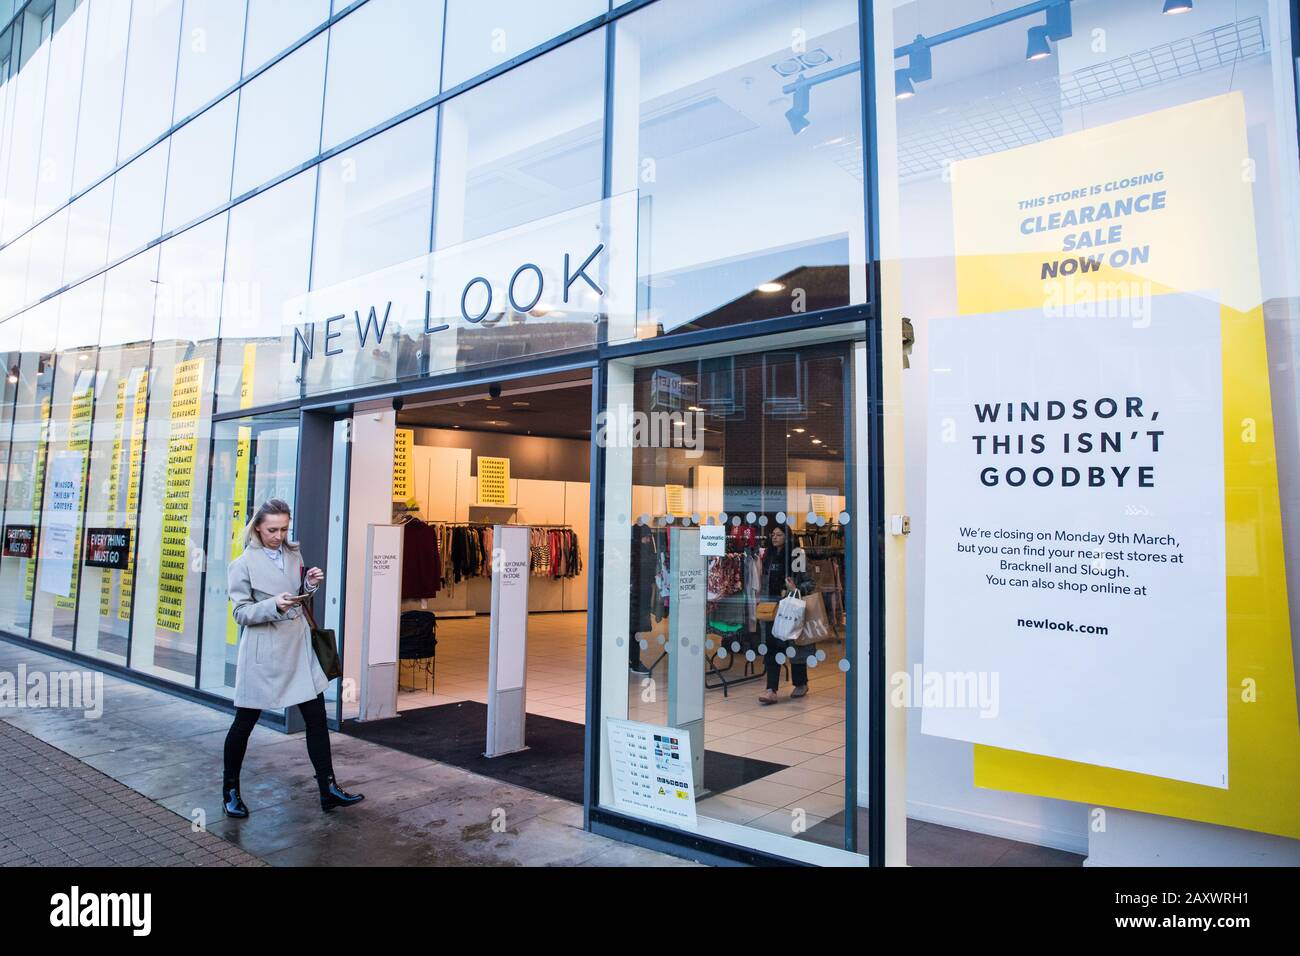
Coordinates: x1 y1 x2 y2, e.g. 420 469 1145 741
393 612 588 725
390 608 852 845
627 615 851 842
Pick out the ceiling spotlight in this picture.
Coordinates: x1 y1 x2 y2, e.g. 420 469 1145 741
894 35 931 99
785 81 810 135
895 68 915 100
811 438 822 445
793 427 806 433
1026 25 1053 60
756 282 784 293
1163 0 1192 12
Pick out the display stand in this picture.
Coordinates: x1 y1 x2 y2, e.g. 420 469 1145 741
486 524 530 756
667 527 706 794
358 523 402 722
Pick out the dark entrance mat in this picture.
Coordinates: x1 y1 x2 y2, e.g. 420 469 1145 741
342 699 785 804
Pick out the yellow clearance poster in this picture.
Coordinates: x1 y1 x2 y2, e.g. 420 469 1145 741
23 395 51 603
227 344 256 646
948 94 1298 838
477 456 510 504
118 371 148 621
98 378 129 619
156 359 204 634
664 484 686 517
393 428 413 502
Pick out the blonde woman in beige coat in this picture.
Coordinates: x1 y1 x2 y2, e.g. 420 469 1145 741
221 498 364 818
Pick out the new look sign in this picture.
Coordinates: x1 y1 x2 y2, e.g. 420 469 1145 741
284 193 638 397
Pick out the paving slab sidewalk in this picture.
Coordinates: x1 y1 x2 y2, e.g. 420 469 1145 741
0 637 697 868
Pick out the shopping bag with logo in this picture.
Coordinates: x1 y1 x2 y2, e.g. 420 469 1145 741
771 592 806 643
796 590 831 646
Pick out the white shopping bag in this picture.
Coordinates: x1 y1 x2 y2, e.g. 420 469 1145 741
771 593 806 643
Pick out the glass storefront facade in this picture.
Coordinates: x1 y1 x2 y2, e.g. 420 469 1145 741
0 0 1295 866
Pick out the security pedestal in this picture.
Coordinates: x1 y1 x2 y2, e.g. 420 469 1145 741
667 526 706 794
486 525 530 756
358 523 401 722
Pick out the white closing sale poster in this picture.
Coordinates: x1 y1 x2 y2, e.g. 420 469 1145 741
921 294 1228 788
37 452 85 598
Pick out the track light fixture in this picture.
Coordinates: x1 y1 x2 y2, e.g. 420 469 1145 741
895 35 931 100
894 0 1073 98
1026 25 1053 60
785 81 810 134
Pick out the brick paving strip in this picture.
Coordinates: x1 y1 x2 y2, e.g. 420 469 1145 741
0 721 266 867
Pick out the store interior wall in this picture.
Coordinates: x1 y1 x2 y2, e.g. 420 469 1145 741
398 426 591 615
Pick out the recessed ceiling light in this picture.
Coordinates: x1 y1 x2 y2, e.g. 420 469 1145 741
687 405 703 412
486 404 501 409
756 282 785 293
512 401 529 407
793 427 805 433
672 420 685 427
811 439 822 445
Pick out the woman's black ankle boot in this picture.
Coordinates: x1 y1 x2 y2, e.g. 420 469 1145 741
222 776 249 818
316 772 364 812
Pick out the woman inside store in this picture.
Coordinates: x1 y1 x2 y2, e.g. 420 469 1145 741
757 523 815 706
220 498 364 818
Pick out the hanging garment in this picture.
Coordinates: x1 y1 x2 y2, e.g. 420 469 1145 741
743 551 762 632
706 553 742 599
629 527 658 634
400 518 442 599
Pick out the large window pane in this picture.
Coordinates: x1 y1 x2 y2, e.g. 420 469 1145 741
32 0 89 221
173 0 248 121
0 315 22 536
434 29 604 249
216 169 315 412
441 0 606 90
71 0 132 194
107 140 170 263
320 0 442 151
598 338 858 861
29 280 102 651
74 335 150 667
873 0 1300 859
242 0 329 77
311 111 435 289
0 233 28 319
117 0 184 163
22 206 67 307
62 179 114 287
163 92 236 233
199 411 299 700
609 0 866 341
128 215 224 684
0 35 49 242
230 32 326 197
299 112 436 397
0 303 56 637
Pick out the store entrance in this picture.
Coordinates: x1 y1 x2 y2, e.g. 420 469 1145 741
338 370 593 803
